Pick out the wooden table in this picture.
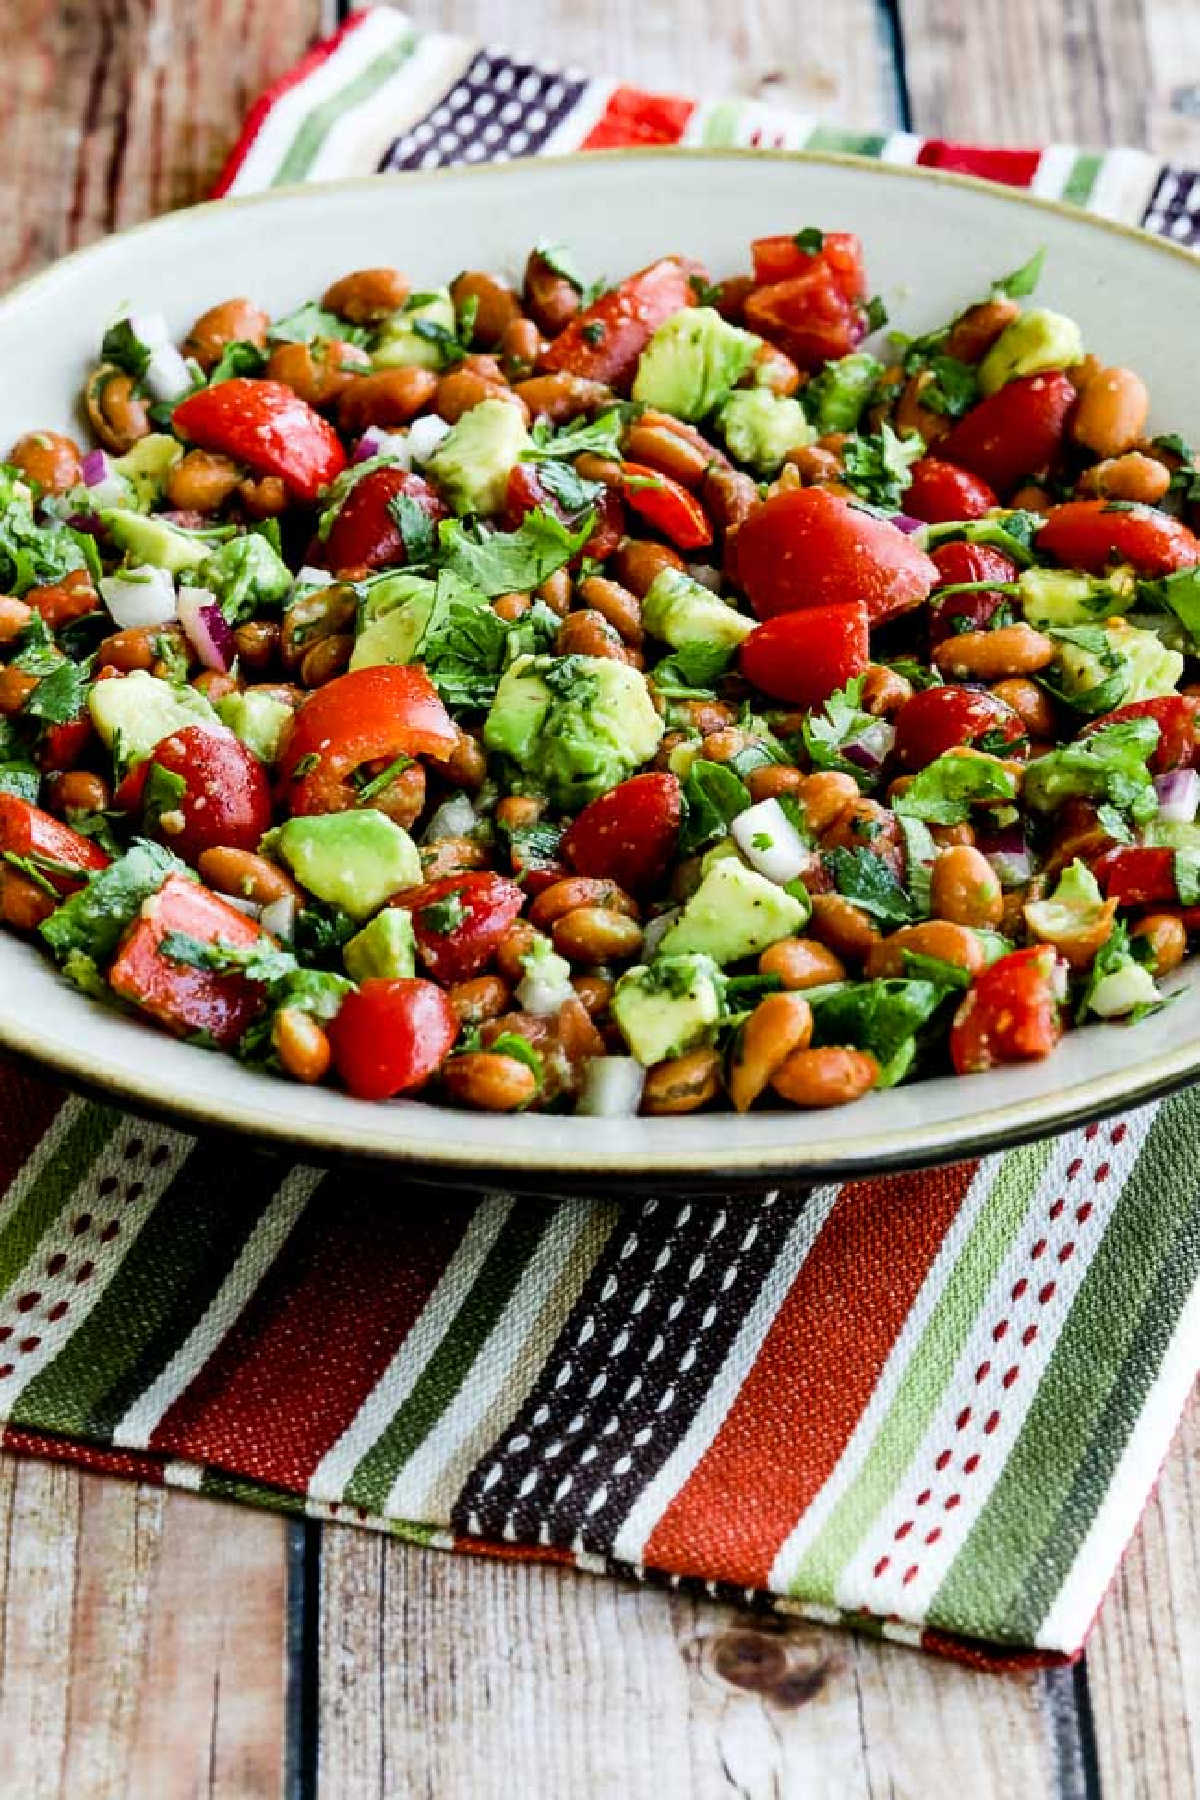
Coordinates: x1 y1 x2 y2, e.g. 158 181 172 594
2 2 1199 1794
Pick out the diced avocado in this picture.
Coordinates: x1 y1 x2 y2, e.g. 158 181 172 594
100 508 217 574
611 953 725 1066
802 352 884 434
631 307 760 421
425 400 532 517
484 653 664 810
1018 567 1130 629
717 387 814 475
1106 618 1184 702
359 571 438 624
977 308 1085 396
264 810 421 921
216 689 293 765
197 532 292 625
1024 858 1109 947
1088 958 1160 1018
641 566 754 650
89 670 223 767
658 857 806 964
372 288 457 370
351 589 437 670
1145 818 1200 850
343 908 417 982
666 735 703 781
1023 717 1159 819
112 434 183 509
1047 626 1129 716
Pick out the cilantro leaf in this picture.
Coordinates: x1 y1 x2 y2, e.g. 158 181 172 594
524 407 626 464
801 676 882 782
1140 566 1200 644
993 248 1046 298
268 301 370 348
533 459 605 517
895 752 1017 825
534 241 588 291
678 759 752 855
841 424 923 511
100 319 153 381
919 353 979 419
794 227 826 254
141 761 188 834
413 569 514 710
808 976 945 1084
438 508 593 598
1023 718 1160 822
0 762 40 801
207 340 268 384
652 638 737 696
388 490 437 566
23 656 91 727
40 840 186 971
824 847 915 925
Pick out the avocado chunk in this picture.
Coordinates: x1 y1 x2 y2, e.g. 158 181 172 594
100 509 224 574
658 857 806 964
359 571 438 624
425 399 532 517
343 908 417 982
197 532 292 625
717 387 814 475
89 670 223 767
372 288 457 371
641 567 754 650
484 653 665 810
1106 618 1184 701
264 811 421 921
631 307 760 421
977 308 1085 396
216 689 293 765
802 352 884 434
112 434 184 510
1019 567 1130 630
611 953 725 1066
351 587 437 671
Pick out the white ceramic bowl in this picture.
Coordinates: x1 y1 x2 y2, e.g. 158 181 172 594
2 149 1198 1189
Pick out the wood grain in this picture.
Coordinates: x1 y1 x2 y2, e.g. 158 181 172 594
0 1459 291 1800
317 1529 1072 1800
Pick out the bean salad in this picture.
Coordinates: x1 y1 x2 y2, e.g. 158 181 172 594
2 227 1199 1118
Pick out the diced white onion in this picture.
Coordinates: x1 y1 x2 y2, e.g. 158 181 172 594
516 959 576 1018
730 797 810 886
260 896 297 942
222 894 262 921
99 564 177 630
425 793 478 842
576 1056 645 1117
1088 960 1160 1019
407 414 452 465
125 310 171 350
143 342 196 404
641 908 680 959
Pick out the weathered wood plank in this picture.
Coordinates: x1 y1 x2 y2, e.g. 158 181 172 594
1086 1394 1200 1800
0 0 334 289
391 0 907 133
0 1460 291 1800
318 1529 1067 1800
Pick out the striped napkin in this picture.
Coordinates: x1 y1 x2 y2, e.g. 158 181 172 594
3 6 1199 1669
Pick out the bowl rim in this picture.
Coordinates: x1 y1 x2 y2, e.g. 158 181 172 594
3 144 1198 1182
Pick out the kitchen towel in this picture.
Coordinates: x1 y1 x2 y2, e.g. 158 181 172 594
2 5 1199 1670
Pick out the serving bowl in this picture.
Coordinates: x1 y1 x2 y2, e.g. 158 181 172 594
1 147 1198 1190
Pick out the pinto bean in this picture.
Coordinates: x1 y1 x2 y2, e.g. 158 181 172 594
771 1046 879 1108
322 268 409 324
929 847 1004 929
554 610 631 661
266 339 369 408
611 539 685 597
450 270 523 349
944 296 1020 364
1070 366 1150 459
513 373 613 423
759 935 848 990
529 878 637 930
523 250 581 335
729 992 813 1112
577 576 642 645
165 449 242 513
197 848 301 906
552 907 643 964
807 894 881 963
273 1009 332 1084
499 317 544 380
1132 912 1188 975
84 366 150 453
337 367 438 433
641 1047 722 1114
1077 451 1171 505
933 624 1055 681
7 431 82 494
182 298 270 370
444 1051 538 1111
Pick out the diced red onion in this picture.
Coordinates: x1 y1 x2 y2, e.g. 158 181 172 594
891 513 925 535
685 563 723 592
731 797 811 885
577 1056 646 1117
98 564 177 630
144 342 195 404
976 822 1033 887
407 415 452 465
176 585 236 672
78 449 129 510
1154 768 1200 823
425 793 478 841
65 511 105 538
353 428 411 468
842 718 896 772
81 448 109 486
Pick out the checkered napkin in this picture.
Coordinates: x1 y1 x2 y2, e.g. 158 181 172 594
3 6 1199 1669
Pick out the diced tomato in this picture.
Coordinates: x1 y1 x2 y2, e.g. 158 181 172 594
562 772 682 893
173 378 346 504
36 714 95 773
1092 846 1177 907
893 684 1026 771
749 231 867 302
327 977 459 1101
1081 694 1200 773
734 488 939 626
739 601 870 708
938 373 1076 497
28 570 99 630
949 945 1066 1075
395 872 526 984
619 463 712 551
743 265 864 372
504 463 626 562
142 726 272 866
904 458 998 524
1037 500 1200 578
538 257 698 390
108 874 268 1048
279 666 457 816
0 794 109 891
319 467 446 574
928 541 1020 648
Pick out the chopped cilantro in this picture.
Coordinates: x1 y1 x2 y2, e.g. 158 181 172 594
679 759 752 855
354 755 414 805
793 228 825 254
841 424 923 511
267 301 370 349
419 893 468 936
438 507 594 598
823 847 914 926
993 247 1045 298
388 489 437 565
